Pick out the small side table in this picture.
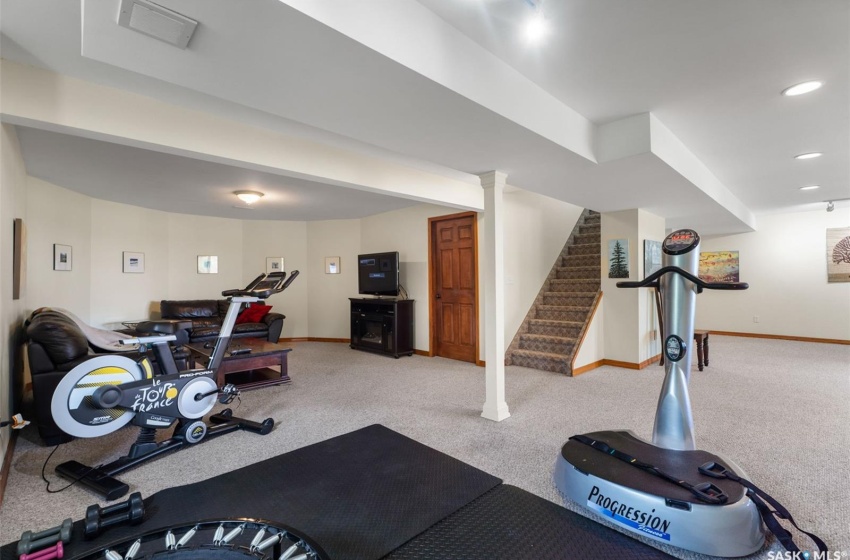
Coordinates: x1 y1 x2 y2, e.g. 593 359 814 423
693 330 709 371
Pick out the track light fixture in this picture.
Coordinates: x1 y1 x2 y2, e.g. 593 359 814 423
826 201 834 212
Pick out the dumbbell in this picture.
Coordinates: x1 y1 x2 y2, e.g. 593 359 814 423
19 541 63 560
17 519 72 555
84 492 145 540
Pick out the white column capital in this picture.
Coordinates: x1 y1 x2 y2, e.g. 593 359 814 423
478 171 508 190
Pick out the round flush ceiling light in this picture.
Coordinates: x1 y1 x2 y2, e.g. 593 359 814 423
794 152 823 160
799 185 820 191
524 12 549 44
782 81 822 96
234 190 264 204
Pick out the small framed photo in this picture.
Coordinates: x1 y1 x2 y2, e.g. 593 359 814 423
197 255 218 274
123 251 145 273
266 257 285 274
325 256 340 274
53 244 72 271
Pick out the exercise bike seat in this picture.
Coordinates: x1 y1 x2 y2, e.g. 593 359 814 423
136 319 193 335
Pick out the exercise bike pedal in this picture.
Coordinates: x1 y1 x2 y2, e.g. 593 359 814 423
218 384 239 405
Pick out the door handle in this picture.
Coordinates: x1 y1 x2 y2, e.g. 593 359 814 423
435 294 441 299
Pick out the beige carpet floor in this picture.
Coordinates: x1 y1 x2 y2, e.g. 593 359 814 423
1 335 848 558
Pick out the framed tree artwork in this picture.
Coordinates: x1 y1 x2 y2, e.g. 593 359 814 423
827 227 850 283
608 239 630 278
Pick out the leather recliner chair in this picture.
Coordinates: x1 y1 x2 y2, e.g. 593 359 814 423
25 310 188 445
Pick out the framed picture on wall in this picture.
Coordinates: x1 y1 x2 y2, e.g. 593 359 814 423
827 227 850 283
644 239 662 278
123 251 145 273
607 239 629 278
197 255 218 274
13 218 25 299
699 251 740 282
325 256 340 274
266 257 284 274
53 244 72 271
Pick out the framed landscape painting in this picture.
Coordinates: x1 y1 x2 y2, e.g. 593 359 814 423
699 251 740 282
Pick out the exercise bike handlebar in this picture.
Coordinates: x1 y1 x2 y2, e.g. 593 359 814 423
221 270 300 299
616 266 748 292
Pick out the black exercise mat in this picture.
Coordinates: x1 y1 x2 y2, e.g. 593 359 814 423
385 485 675 560
2 424 501 560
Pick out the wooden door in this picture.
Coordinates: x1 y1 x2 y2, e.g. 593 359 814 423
429 212 478 363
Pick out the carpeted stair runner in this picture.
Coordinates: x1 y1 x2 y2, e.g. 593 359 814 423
506 210 601 375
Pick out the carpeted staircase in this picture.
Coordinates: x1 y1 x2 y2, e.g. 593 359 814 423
505 210 601 375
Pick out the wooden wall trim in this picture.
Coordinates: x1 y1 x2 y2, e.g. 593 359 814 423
572 359 604 376
707 331 850 345
571 357 659 375
0 432 18 508
570 290 603 372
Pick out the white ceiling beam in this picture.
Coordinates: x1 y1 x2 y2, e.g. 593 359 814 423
0 60 484 212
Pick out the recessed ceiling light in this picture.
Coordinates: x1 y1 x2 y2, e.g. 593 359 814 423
524 12 548 43
782 81 822 96
799 185 820 191
794 152 823 160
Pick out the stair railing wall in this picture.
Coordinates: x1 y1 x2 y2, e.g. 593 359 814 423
504 208 596 368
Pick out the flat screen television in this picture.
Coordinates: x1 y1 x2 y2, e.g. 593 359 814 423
358 252 399 296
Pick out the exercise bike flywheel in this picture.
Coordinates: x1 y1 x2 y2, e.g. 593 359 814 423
51 355 146 438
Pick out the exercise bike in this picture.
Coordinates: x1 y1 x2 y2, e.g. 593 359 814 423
555 229 826 556
50 271 299 500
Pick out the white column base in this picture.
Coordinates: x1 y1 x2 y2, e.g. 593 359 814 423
481 400 511 422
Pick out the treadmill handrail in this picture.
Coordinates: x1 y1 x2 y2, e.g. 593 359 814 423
616 266 748 292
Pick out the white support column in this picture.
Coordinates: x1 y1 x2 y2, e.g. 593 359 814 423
480 171 510 422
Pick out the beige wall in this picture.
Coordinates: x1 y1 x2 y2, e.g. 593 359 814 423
306 220 361 339
241 220 309 339
696 209 850 341
601 210 641 363
89 199 169 326
0 124 29 467
25 177 92 321
637 210 665 362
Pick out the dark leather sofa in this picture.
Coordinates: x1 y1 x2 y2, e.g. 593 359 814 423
159 300 284 343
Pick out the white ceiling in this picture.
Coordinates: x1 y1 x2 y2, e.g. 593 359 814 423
14 127 420 220
1 0 847 231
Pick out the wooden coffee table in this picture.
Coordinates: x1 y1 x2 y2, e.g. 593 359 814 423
186 338 292 390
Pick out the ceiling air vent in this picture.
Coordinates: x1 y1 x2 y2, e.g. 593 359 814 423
118 0 198 49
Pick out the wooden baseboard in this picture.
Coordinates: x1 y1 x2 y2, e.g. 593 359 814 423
475 359 485 367
414 349 429 357
572 360 604 376
708 331 850 345
574 354 662 375
0 431 18 509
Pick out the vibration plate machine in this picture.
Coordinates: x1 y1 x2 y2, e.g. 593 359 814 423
554 229 763 557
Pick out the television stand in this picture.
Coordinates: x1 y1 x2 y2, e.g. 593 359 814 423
350 298 414 358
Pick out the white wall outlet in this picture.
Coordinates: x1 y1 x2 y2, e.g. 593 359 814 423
753 316 759 323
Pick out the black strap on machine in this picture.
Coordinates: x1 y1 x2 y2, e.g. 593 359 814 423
699 462 828 554
569 435 728 505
